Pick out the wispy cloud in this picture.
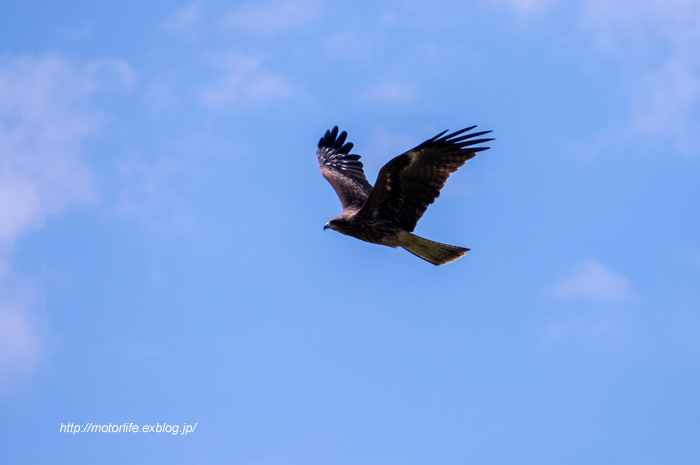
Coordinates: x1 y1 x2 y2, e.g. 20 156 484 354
549 259 632 303
144 79 179 112
362 128 424 170
161 0 207 40
219 0 322 38
492 0 559 15
198 51 292 108
626 56 700 154
0 278 54 391
0 54 132 386
0 305 42 388
322 31 380 63
496 0 700 155
580 0 700 54
542 317 621 343
110 154 199 234
0 54 134 264
1 56 96 264
361 81 416 107
581 0 700 155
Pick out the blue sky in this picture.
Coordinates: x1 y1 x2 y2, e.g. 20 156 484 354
1 0 699 463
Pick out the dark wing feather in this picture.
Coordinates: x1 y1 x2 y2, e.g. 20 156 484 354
357 126 493 232
317 126 373 213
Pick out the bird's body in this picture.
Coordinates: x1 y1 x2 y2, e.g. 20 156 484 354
317 125 492 265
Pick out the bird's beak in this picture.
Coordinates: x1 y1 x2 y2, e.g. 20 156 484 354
323 223 330 231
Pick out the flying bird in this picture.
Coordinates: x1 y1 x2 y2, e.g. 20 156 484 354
317 125 492 265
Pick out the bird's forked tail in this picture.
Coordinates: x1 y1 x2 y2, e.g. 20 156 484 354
400 232 469 266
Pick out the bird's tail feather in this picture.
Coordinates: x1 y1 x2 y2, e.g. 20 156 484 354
400 233 469 266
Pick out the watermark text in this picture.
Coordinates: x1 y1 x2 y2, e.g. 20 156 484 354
59 422 197 436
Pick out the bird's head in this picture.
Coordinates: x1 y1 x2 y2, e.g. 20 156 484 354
323 217 346 232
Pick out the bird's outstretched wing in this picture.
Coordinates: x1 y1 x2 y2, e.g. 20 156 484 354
358 127 493 232
317 126 373 213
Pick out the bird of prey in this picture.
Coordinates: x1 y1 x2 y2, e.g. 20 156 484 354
317 125 492 265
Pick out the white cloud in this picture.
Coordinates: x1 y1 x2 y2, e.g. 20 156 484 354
626 55 700 153
84 59 136 92
581 0 700 53
144 79 179 112
198 52 292 108
220 0 322 38
361 82 416 106
492 0 559 15
161 1 207 40
322 31 379 63
361 128 423 171
496 0 700 155
581 0 700 155
110 154 199 234
542 317 620 343
0 54 132 386
0 306 42 386
0 56 97 264
0 279 52 391
549 259 632 303
544 258 632 344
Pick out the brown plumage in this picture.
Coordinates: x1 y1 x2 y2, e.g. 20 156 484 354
317 125 492 265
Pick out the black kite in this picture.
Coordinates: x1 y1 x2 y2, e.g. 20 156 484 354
317 125 492 265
